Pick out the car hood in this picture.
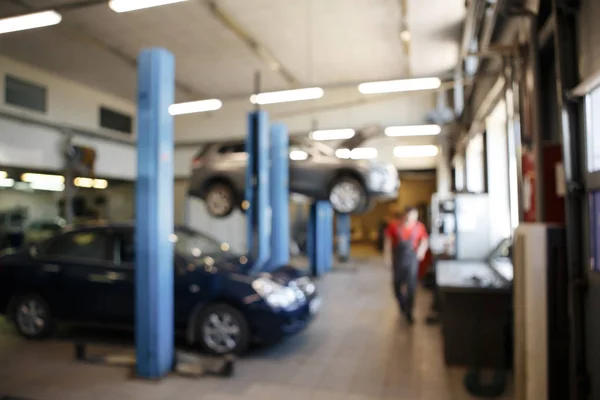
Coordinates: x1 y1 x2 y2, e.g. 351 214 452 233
214 257 305 284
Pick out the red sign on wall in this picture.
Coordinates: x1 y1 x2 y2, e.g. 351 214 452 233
522 146 536 222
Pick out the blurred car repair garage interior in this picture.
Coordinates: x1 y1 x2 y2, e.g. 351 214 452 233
0 0 599 399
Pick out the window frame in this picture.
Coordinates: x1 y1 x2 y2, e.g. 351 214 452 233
4 74 47 113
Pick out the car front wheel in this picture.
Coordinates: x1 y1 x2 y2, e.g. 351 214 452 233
204 182 236 218
197 304 250 355
12 294 54 339
328 176 366 214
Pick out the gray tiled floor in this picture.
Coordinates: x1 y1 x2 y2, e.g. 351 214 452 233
0 259 514 399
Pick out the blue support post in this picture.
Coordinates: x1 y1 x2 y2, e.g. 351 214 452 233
246 111 271 270
336 213 351 262
135 48 175 379
264 123 289 271
308 201 334 276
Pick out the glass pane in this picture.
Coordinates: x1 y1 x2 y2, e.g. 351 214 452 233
45 231 110 261
587 87 600 172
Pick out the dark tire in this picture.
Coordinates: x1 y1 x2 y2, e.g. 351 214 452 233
11 294 54 339
204 182 236 218
328 176 366 215
196 303 250 355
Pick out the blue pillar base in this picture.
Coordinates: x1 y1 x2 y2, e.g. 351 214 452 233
308 201 333 277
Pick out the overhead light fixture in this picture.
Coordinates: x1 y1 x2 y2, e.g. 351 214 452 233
109 0 191 13
311 129 355 141
21 173 65 184
394 145 439 158
335 148 351 159
0 171 6 180
290 150 309 161
250 87 324 105
93 179 108 189
0 178 14 188
169 99 222 116
385 124 441 137
0 10 62 35
358 77 441 94
350 147 378 160
29 181 65 192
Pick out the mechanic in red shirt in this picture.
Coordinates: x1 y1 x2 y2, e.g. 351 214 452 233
384 206 429 324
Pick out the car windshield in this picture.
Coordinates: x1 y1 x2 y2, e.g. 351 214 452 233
174 227 234 259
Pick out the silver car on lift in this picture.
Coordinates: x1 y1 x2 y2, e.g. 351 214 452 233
188 138 399 217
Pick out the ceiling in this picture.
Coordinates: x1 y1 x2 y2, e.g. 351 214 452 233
0 0 465 102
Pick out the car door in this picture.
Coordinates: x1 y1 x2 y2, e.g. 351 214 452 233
38 228 115 322
109 229 136 325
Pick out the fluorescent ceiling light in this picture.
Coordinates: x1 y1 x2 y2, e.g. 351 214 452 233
335 148 351 159
290 150 309 161
358 77 441 94
169 99 222 116
0 178 14 188
394 145 439 158
311 129 355 141
109 0 190 13
21 173 64 184
250 87 324 105
350 147 378 160
385 124 441 137
93 179 108 189
0 10 62 35
29 181 65 192
0 171 6 180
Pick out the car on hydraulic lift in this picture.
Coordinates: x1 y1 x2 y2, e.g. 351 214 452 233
0 223 320 355
188 136 400 218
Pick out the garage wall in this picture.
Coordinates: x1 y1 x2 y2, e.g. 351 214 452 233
0 56 135 138
0 189 60 223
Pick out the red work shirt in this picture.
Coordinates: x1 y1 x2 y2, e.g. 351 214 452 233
385 220 428 250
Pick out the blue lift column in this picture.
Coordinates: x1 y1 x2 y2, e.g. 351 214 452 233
336 213 351 262
135 48 175 379
308 201 334 277
246 111 271 270
264 123 290 271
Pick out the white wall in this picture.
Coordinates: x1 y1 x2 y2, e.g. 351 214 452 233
0 189 60 223
0 56 136 138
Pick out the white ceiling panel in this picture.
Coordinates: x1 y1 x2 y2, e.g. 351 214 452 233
0 0 465 102
218 0 407 86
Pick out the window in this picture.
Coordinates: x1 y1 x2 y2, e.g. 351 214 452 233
173 228 229 259
586 87 600 172
218 143 246 154
44 231 112 262
100 106 133 134
5 75 47 113
466 132 485 193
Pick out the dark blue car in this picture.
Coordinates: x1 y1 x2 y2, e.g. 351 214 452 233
0 223 320 354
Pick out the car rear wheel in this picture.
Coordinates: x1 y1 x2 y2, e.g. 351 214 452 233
204 182 236 218
197 304 249 355
328 176 366 214
12 294 54 339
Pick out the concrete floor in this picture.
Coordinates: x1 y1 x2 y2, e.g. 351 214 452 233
0 258 514 400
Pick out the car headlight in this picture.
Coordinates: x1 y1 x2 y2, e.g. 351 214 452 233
252 277 299 310
295 276 316 296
